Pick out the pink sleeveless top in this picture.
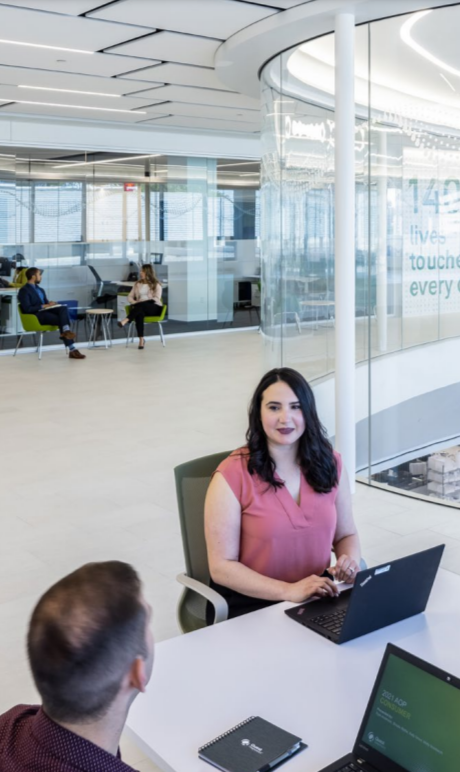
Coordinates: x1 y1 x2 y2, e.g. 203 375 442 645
215 448 342 583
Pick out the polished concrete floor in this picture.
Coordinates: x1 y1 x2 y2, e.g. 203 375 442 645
1 330 459 771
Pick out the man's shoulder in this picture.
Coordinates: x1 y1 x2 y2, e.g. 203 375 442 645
0 704 39 753
0 703 38 726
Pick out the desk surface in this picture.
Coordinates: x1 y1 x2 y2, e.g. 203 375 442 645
126 568 460 772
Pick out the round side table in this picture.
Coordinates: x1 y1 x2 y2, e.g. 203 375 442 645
86 308 113 349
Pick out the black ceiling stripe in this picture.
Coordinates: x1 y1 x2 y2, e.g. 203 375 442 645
81 0 121 16
103 29 224 55
122 82 239 96
130 100 171 111
97 30 159 54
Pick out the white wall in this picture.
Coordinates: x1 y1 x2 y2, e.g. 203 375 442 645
0 114 261 159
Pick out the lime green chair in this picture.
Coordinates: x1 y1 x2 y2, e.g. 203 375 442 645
14 304 59 359
125 303 167 347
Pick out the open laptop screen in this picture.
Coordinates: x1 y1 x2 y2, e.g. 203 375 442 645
356 646 460 772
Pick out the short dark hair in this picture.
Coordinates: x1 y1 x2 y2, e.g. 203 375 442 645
28 561 147 724
246 367 338 493
25 267 40 281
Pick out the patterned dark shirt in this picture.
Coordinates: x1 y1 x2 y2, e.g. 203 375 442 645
0 705 138 772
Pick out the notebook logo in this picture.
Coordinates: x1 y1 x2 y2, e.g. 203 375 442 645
241 739 263 754
360 576 372 588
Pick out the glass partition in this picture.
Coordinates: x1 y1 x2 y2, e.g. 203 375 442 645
260 6 460 507
0 152 260 350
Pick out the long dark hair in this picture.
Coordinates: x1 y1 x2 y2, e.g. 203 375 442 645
246 368 338 493
140 264 159 293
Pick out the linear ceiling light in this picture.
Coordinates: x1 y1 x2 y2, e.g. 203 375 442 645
53 154 161 169
0 39 93 54
2 99 145 114
19 85 120 98
400 10 460 79
217 161 259 168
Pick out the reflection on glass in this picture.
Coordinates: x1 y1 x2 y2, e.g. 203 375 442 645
0 152 261 348
260 8 460 508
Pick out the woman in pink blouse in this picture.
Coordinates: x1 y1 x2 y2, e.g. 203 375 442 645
205 367 361 619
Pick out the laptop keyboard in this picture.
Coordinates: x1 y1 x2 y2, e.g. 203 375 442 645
309 607 347 636
335 764 360 772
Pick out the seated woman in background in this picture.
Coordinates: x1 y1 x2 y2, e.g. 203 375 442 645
118 264 163 349
205 367 361 620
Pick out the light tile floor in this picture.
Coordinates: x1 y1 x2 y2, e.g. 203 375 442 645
1 330 459 771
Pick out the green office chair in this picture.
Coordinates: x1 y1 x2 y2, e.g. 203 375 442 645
174 450 232 633
14 304 59 360
125 303 167 347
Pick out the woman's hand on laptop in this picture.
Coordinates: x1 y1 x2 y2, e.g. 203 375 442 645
284 575 339 603
329 555 360 584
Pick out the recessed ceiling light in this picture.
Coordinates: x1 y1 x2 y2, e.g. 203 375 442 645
53 154 161 169
0 39 93 54
19 85 121 98
1 99 145 114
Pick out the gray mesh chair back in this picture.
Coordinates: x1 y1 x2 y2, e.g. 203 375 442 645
174 450 232 633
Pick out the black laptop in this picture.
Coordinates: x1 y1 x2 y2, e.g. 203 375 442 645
319 642 460 772
285 545 444 644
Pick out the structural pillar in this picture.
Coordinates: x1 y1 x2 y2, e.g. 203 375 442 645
376 128 388 352
334 12 356 491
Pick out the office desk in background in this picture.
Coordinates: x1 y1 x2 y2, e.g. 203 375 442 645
0 288 23 335
126 568 460 772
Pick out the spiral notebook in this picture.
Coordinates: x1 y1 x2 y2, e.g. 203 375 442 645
198 716 307 772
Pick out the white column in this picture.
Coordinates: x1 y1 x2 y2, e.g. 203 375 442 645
334 12 356 491
376 128 388 352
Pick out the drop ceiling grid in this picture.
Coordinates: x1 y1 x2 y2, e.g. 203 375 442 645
88 0 278 40
0 0 302 135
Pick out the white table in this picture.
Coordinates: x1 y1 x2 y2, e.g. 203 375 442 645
126 569 460 772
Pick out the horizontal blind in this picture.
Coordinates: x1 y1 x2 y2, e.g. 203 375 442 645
87 183 123 241
34 182 83 242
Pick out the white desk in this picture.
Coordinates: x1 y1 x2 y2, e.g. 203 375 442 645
126 569 460 772
0 287 23 335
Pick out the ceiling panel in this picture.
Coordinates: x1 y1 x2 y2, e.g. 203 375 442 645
0 45 158 77
0 83 159 110
0 0 108 13
0 5 150 51
107 31 220 67
147 101 260 123
140 84 259 110
89 0 277 40
0 102 152 122
121 62 234 92
139 114 259 133
0 64 162 97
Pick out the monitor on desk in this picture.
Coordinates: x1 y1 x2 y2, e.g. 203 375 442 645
0 257 11 276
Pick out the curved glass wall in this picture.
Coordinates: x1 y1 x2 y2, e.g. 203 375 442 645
261 6 460 506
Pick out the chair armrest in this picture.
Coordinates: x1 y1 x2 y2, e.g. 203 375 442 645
176 572 229 624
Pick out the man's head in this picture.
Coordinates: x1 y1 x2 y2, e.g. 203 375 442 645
27 561 154 725
26 267 42 284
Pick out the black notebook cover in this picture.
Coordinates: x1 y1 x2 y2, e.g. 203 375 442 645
198 716 306 772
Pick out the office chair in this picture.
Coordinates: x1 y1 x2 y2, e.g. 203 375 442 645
174 451 232 633
87 265 117 303
14 304 60 360
125 303 168 347
0 257 12 277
